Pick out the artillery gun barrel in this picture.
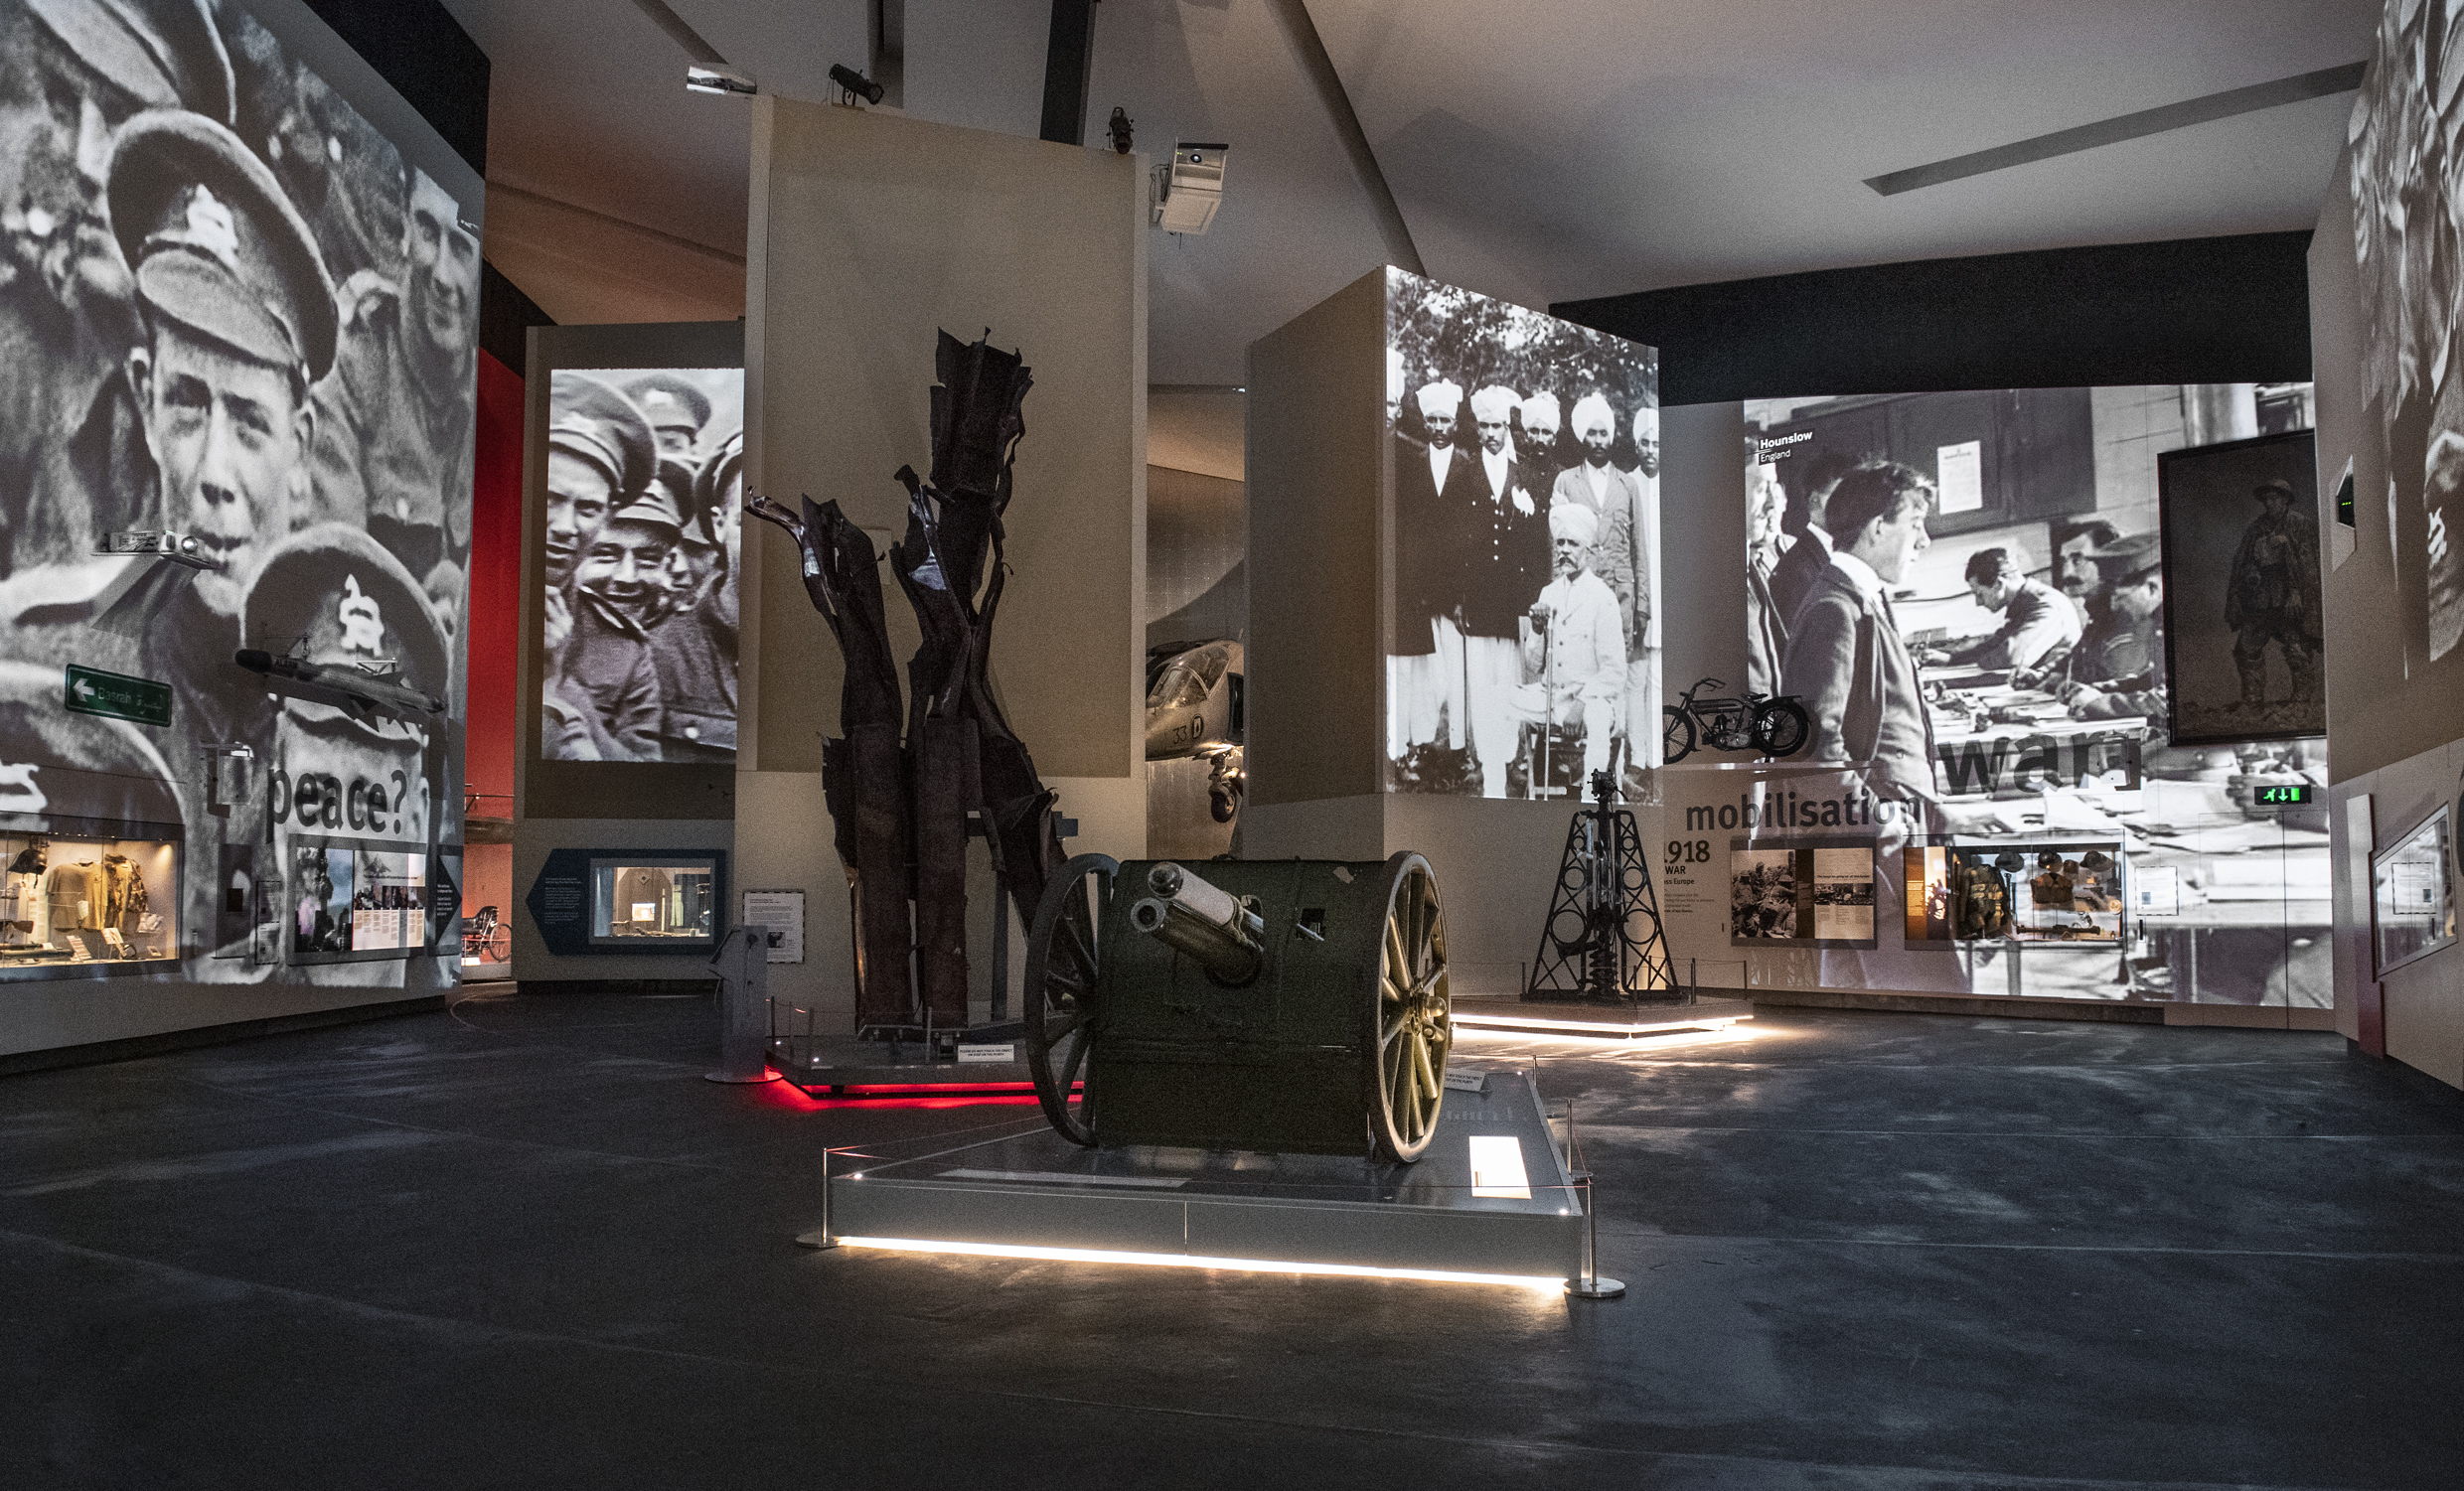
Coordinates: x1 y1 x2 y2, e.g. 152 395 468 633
1129 861 1265 984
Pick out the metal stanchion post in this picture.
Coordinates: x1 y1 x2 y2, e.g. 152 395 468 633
796 1146 840 1250
1564 1102 1624 1299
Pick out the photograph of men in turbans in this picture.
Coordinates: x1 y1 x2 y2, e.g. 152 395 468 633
2156 431 2324 746
0 0 480 988
540 367 743 763
1385 269 1658 800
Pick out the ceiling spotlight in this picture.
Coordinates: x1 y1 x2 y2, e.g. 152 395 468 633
687 65 756 97
829 64 885 105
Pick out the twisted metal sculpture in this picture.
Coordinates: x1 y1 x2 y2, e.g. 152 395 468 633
748 331 1064 1031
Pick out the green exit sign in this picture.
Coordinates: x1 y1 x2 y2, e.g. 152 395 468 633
2253 784 2313 806
63 664 170 728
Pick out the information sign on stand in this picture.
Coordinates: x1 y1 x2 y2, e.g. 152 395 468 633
741 890 805 964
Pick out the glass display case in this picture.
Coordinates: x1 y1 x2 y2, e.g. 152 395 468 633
1 821 180 978
2373 810 2456 977
590 856 719 947
1907 841 2125 945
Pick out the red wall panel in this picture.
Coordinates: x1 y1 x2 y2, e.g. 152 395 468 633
467 349 523 812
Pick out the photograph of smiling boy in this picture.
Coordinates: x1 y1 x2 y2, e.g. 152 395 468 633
0 0 480 983
539 367 743 763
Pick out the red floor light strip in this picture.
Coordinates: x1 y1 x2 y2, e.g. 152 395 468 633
838 1082 1039 1094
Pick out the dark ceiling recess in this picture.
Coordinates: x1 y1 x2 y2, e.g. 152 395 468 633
1554 231 2315 406
480 262 555 374
304 0 491 176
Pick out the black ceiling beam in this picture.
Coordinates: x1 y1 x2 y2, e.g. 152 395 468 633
1040 0 1098 146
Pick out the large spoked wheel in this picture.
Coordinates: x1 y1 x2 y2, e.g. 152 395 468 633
1753 698 1809 757
1023 853 1116 1146
1661 706 1696 764
1367 851 1450 1163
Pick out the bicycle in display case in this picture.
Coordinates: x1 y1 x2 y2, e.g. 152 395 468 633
1660 677 1809 764
461 904 508 964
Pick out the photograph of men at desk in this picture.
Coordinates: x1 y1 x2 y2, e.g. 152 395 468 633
1741 384 2328 1008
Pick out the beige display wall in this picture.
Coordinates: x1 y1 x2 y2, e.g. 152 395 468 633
739 96 1147 1023
1242 269 1667 991
2311 121 2464 1084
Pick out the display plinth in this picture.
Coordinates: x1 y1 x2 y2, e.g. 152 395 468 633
811 1069 1584 1281
767 1034 1038 1092
1451 994 1754 1038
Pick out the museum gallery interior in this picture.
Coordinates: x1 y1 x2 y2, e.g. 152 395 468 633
0 1 2459 1485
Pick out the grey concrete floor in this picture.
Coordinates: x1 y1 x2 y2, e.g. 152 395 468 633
2 991 2460 1490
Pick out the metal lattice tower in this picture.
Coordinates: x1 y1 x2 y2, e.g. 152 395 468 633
1525 770 1681 1004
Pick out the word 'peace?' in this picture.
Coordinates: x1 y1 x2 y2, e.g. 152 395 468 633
267 767 411 836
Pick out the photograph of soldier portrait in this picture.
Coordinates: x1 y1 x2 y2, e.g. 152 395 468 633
0 0 478 988
2155 431 2324 746
1384 269 1658 801
539 367 743 764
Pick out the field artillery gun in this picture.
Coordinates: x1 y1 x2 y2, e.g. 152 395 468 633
1021 853 1452 1162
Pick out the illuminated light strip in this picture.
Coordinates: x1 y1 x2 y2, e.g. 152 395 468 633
810 1095 1043 1111
1452 1012 1744 1035
832 1236 1567 1290
837 1082 1040 1095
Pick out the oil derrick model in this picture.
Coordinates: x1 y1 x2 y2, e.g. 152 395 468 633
1526 769 1678 1003
747 331 1065 1032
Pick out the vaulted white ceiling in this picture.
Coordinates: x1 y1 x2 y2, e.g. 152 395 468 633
441 0 2381 385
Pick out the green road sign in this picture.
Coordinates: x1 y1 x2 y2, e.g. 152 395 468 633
64 665 172 728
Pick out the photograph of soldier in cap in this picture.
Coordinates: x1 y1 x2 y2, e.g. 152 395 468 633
0 0 480 987
540 366 743 764
2156 430 2324 745
1384 269 1658 799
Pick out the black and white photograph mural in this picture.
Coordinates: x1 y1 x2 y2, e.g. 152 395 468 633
1728 383 2329 1006
539 367 742 764
2156 431 2324 746
1384 267 1658 799
0 0 479 986
2350 0 2464 664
